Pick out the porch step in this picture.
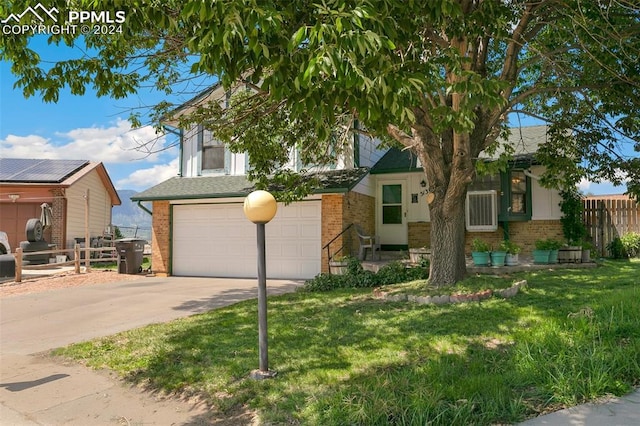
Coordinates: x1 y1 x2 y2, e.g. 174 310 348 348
361 250 408 273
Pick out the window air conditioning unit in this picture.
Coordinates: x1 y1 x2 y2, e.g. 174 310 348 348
466 190 498 232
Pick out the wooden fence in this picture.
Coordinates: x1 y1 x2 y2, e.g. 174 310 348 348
583 198 640 256
13 244 118 283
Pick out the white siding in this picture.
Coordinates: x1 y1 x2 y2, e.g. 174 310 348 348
65 170 113 249
358 135 387 168
406 173 431 222
181 126 199 178
181 124 246 177
530 165 562 220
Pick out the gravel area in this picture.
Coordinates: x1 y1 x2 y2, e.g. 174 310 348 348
0 269 147 298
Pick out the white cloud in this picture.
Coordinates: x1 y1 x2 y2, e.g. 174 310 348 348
578 178 592 192
116 157 180 189
0 118 167 163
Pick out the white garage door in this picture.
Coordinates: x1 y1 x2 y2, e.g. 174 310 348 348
172 201 321 279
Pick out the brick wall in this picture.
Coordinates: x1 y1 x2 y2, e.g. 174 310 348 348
343 191 375 256
50 189 66 249
151 200 171 276
408 219 563 255
408 222 431 248
321 192 375 272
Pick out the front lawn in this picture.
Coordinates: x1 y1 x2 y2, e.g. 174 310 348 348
54 260 640 425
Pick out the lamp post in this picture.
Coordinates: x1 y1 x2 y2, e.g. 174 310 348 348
243 190 278 379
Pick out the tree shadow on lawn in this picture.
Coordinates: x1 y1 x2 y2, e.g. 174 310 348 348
117 263 640 424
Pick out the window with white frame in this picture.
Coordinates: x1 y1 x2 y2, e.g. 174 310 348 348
199 126 226 173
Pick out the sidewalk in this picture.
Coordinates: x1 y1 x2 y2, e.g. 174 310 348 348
518 388 640 425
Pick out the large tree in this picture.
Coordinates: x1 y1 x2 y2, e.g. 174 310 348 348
2 0 639 285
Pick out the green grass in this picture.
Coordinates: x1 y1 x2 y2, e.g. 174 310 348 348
53 260 640 425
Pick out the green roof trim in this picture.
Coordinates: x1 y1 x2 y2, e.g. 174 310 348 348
131 168 370 202
370 148 541 176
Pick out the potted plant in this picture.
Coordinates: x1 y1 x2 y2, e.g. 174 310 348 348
490 241 508 267
558 188 587 263
329 255 349 275
546 239 562 264
533 239 551 264
581 240 595 263
502 240 521 266
470 238 490 266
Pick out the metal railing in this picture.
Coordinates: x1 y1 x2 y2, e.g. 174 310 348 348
322 223 353 271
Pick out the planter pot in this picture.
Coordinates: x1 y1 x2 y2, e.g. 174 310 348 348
532 249 551 264
471 251 490 266
490 251 507 267
581 249 591 263
548 249 559 264
505 253 519 266
558 246 582 263
329 261 348 275
409 248 431 264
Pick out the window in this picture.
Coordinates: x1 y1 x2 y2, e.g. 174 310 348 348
509 170 527 214
382 184 403 224
466 190 498 231
199 126 226 173
468 168 532 225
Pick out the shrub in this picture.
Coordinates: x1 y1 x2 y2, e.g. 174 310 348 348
536 238 562 251
559 188 587 245
620 232 640 258
500 240 521 254
471 238 490 252
303 259 428 292
607 238 627 259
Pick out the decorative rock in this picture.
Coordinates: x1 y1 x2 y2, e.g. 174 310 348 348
386 293 408 302
372 279 526 306
431 295 450 305
416 296 432 304
514 280 527 289
477 289 493 300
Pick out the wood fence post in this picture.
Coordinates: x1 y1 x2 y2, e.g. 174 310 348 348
14 247 23 283
74 243 81 274
598 201 605 257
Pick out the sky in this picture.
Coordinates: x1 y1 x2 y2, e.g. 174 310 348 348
0 36 629 195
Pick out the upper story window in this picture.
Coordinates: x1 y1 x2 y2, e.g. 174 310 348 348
199 126 226 173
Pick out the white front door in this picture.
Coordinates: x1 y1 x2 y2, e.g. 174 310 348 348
377 180 408 247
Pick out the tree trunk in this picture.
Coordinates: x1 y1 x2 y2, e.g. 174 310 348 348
428 192 468 286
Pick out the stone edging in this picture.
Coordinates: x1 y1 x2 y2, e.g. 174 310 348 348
373 280 527 305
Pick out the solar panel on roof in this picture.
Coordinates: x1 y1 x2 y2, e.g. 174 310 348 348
0 159 89 183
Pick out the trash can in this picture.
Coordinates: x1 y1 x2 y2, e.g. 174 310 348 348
0 254 15 279
115 238 146 274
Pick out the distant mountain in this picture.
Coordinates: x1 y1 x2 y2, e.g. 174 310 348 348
112 190 152 240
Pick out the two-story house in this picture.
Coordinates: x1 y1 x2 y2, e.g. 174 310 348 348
132 84 385 279
133 84 564 279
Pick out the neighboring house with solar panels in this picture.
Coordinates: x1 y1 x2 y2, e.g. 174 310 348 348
0 158 121 254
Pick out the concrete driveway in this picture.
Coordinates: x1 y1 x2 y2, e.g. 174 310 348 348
0 276 302 424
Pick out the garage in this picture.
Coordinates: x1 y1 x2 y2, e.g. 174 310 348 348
172 200 321 279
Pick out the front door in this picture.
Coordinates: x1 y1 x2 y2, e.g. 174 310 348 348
377 180 408 248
